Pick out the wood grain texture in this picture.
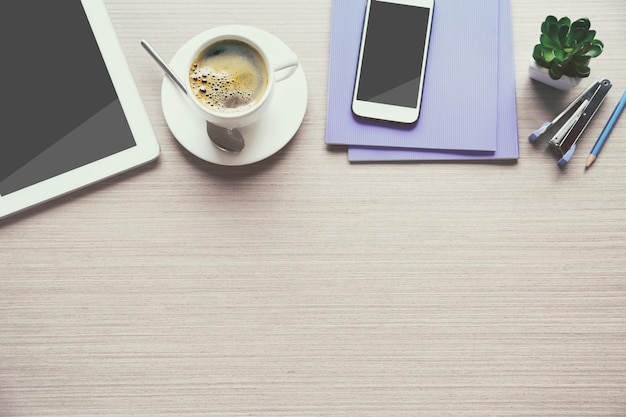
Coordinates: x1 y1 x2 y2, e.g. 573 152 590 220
1 1 625 416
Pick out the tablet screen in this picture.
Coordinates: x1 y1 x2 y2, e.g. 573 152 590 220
0 1 136 196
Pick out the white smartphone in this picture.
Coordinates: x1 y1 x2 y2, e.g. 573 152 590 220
352 0 434 124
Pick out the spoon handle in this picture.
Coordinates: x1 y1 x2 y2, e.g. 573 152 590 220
140 39 188 95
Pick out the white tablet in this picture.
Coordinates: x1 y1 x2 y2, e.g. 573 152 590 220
0 0 160 220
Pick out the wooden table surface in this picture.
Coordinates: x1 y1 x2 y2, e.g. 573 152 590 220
1 1 625 416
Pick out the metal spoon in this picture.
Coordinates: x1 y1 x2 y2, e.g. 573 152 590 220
140 39 245 153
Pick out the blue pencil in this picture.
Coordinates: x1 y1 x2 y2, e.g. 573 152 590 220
586 89 626 168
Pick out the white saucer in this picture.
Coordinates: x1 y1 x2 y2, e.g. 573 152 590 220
161 26 308 166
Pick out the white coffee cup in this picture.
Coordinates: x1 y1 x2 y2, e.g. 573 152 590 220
184 26 299 129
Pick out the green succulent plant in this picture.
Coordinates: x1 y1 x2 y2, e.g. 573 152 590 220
532 16 604 80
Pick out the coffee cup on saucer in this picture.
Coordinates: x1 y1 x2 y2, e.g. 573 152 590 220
184 27 299 130
159 25 308 166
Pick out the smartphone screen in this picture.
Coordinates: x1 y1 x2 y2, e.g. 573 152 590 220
353 0 433 122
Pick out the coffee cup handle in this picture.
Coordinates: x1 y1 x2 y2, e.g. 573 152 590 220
272 49 299 82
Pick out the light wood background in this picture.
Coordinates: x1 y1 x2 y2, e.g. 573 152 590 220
1 1 625 416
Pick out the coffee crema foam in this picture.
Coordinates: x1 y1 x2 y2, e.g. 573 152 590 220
189 40 268 113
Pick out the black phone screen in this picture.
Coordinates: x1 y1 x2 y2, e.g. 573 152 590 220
356 0 431 108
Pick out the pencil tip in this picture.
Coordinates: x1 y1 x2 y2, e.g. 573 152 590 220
585 155 596 169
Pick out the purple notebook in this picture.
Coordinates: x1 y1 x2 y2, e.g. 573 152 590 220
349 0 519 161
324 0 499 152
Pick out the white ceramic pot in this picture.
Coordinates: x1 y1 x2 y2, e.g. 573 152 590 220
528 59 582 90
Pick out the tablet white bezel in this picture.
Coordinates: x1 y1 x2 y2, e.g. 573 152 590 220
0 0 159 220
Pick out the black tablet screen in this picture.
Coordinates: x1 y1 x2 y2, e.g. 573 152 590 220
0 1 136 196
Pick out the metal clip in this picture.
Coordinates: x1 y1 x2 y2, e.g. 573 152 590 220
529 79 612 166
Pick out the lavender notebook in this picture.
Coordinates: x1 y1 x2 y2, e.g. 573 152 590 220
349 0 519 161
324 0 499 152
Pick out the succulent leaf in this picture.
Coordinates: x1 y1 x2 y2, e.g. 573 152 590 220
572 55 591 64
558 17 571 27
533 47 545 63
542 48 556 63
573 62 591 77
571 27 587 43
586 43 603 57
548 23 560 44
553 48 566 61
573 18 591 32
540 34 559 49
558 25 568 47
577 42 591 55
549 62 564 79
